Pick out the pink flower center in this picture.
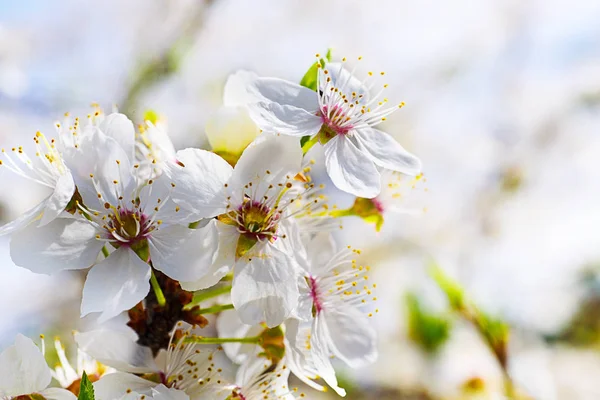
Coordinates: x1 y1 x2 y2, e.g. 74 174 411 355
371 197 385 213
320 105 353 136
308 275 324 314
105 207 154 247
235 200 280 241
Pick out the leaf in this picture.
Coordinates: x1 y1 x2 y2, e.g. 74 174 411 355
299 48 332 92
429 262 466 311
406 293 452 353
78 371 95 400
299 49 331 148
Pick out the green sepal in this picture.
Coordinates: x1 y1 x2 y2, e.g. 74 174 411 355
235 234 258 260
78 371 95 400
258 325 285 364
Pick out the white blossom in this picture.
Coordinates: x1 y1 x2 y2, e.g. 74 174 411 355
168 134 324 327
248 59 421 198
0 334 76 400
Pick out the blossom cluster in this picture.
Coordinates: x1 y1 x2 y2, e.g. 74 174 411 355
0 56 422 400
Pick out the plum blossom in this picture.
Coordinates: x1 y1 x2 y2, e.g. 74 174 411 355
168 134 324 327
0 126 75 235
285 233 378 395
9 123 218 322
83 324 229 400
0 334 76 400
229 357 296 400
248 58 422 198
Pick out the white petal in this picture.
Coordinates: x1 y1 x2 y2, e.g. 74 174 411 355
321 63 369 102
179 222 236 291
0 334 51 396
324 135 381 198
205 106 259 154
231 244 299 327
149 221 219 283
311 316 346 396
223 70 259 106
304 232 336 276
230 134 302 193
179 263 230 292
10 217 103 274
74 330 158 374
39 388 78 400
285 319 346 396
93 372 155 400
0 199 46 236
39 172 75 226
167 148 232 219
249 77 319 111
353 127 422 175
151 385 189 400
81 247 151 322
322 307 377 368
216 309 262 364
99 113 136 160
61 130 102 206
248 102 322 137
87 129 135 206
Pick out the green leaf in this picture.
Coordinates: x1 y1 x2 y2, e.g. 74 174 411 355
406 293 452 353
299 48 332 92
429 262 466 311
78 371 95 400
299 49 331 148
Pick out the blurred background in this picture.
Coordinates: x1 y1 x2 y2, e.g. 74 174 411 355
1 0 600 399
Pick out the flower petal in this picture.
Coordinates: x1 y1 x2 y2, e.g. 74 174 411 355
39 388 78 400
10 217 103 274
249 77 319 111
99 113 136 161
39 172 75 226
0 334 51 396
324 135 381 198
81 247 151 322
304 232 336 276
74 329 158 374
320 63 369 102
322 306 377 368
229 134 302 195
216 309 263 365
167 148 233 219
149 220 219 283
151 385 190 400
205 106 259 154
223 70 259 106
231 244 299 327
248 102 322 137
93 372 155 400
285 318 346 397
0 199 46 236
353 127 422 175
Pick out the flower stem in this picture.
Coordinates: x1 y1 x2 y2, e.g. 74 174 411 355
185 285 233 310
150 270 166 307
184 335 261 345
301 135 319 154
195 303 235 315
101 246 110 258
